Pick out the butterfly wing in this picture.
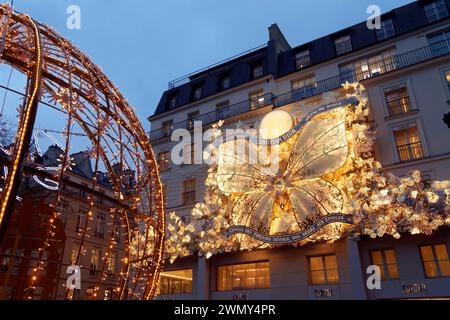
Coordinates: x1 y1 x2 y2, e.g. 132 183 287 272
231 190 276 233
288 179 344 223
286 107 348 181
217 139 274 194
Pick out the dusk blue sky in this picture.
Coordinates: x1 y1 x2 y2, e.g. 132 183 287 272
3 0 412 133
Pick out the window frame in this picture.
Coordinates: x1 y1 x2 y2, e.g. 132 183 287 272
391 121 425 162
334 35 352 55
424 0 449 23
383 83 413 117
249 90 265 110
308 254 340 285
182 177 197 206
157 150 171 171
216 261 270 292
251 62 264 79
376 19 396 41
419 244 450 278
294 49 311 69
220 74 231 91
187 111 200 130
370 248 400 280
161 119 174 138
159 268 194 295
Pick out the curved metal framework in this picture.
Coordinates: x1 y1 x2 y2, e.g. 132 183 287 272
0 4 165 300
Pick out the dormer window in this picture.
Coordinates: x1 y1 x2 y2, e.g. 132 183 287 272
334 35 352 55
168 94 177 110
376 19 396 41
251 62 264 79
220 75 231 90
425 0 449 23
295 50 311 69
193 85 203 101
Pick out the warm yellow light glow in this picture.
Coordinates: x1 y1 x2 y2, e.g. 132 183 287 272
259 110 294 140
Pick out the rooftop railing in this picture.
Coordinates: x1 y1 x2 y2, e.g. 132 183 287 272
425 4 449 23
274 40 450 107
168 44 267 89
149 93 273 141
150 40 450 142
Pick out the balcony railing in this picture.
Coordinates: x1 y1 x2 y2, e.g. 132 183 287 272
425 4 449 23
150 40 450 142
335 40 352 55
274 40 450 107
376 23 396 41
397 141 424 162
149 93 273 141
386 96 412 117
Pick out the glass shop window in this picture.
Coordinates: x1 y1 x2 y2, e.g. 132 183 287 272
159 269 193 295
217 261 270 291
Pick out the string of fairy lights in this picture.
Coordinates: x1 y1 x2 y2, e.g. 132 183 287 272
0 4 165 300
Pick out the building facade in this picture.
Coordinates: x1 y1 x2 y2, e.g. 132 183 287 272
149 0 450 300
0 146 125 300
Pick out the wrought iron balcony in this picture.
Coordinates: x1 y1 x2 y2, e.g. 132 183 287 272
397 141 424 162
386 96 412 117
149 93 273 141
425 4 449 23
274 40 450 107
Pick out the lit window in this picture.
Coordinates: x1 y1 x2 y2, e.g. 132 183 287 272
420 244 450 278
94 213 105 239
425 0 449 23
104 289 113 300
393 124 424 162
90 248 101 276
182 178 196 206
371 249 399 280
252 63 264 79
161 120 173 138
249 90 265 110
309 255 339 285
217 262 270 291
107 252 117 276
295 50 311 69
86 287 95 299
159 269 193 295
76 208 87 233
384 84 412 116
376 20 396 41
334 35 352 55
339 49 396 82
70 243 81 265
216 101 229 120
187 111 200 130
157 151 170 171
113 220 121 244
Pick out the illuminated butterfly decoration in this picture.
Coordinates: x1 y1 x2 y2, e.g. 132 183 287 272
217 97 358 240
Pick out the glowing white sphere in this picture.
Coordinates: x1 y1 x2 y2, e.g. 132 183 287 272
259 110 294 140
